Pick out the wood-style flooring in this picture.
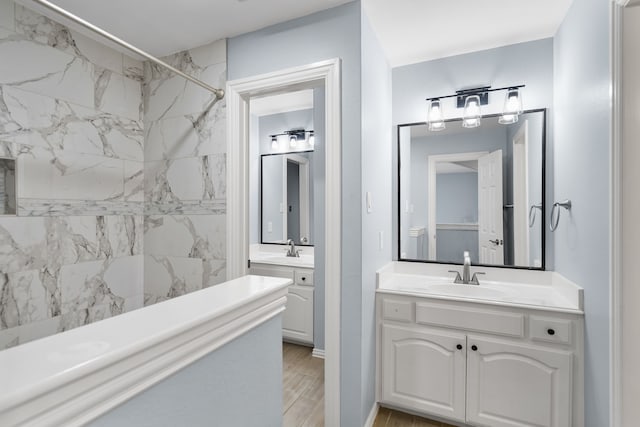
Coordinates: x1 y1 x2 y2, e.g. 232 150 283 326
282 343 454 427
283 342 324 427
373 407 457 427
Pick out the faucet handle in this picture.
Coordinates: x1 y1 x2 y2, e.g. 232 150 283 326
471 272 485 285
448 270 463 284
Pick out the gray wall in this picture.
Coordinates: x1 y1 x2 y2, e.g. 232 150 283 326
393 38 554 266
228 3 364 423
91 316 283 427
436 172 478 223
360 10 393 422
312 87 326 350
261 155 285 242
553 0 611 425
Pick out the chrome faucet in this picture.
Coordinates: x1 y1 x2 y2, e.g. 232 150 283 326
449 251 484 285
286 239 300 257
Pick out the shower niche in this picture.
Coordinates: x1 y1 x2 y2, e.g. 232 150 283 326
0 158 17 216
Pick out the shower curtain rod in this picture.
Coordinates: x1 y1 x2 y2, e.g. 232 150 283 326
30 0 225 100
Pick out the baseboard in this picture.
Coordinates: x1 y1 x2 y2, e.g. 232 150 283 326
364 402 379 427
311 348 325 359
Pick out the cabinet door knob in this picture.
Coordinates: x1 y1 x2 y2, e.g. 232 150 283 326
471 345 478 351
456 344 463 350
547 328 555 336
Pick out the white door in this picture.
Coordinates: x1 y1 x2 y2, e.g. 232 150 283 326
381 324 466 422
478 150 504 264
512 121 530 265
466 336 573 427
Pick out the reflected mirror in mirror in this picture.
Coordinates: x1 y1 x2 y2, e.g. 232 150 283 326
0 158 16 215
399 109 545 269
261 151 314 245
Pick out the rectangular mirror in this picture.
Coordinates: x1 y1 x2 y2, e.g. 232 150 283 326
0 158 17 216
261 150 314 245
399 109 545 269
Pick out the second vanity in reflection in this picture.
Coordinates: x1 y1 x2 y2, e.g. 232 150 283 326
249 244 314 345
376 262 584 427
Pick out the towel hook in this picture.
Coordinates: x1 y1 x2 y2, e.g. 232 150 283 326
550 200 572 232
529 203 543 228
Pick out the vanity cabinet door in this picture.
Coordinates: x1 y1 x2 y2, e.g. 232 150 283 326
466 336 572 427
282 285 314 344
381 324 466 422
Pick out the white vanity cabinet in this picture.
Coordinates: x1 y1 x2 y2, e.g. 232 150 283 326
377 293 583 427
249 262 314 345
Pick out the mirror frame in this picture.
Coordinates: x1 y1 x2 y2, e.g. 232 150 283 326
396 108 547 270
260 149 315 247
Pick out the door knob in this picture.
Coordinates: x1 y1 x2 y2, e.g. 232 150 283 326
471 345 478 351
456 344 463 350
489 239 503 245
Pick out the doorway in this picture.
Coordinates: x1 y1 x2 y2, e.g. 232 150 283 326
226 59 342 425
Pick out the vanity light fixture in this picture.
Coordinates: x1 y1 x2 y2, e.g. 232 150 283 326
498 87 523 124
462 95 482 128
425 85 525 131
427 99 445 131
269 129 314 150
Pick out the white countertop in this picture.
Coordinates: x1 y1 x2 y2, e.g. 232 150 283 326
0 275 291 426
250 244 314 268
377 262 583 314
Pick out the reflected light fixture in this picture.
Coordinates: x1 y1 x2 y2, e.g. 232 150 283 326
271 136 278 150
427 99 445 131
462 95 481 128
308 131 315 147
289 134 298 148
498 87 523 124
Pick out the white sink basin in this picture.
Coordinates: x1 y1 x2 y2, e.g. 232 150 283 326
251 254 314 267
406 283 508 300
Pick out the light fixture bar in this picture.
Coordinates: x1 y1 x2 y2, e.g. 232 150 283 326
425 85 525 102
30 0 225 99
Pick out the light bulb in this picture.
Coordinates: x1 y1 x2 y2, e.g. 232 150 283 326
271 136 278 150
427 99 445 132
289 135 297 148
499 88 523 125
309 134 315 146
462 95 481 128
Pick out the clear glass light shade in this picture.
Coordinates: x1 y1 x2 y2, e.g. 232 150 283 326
427 99 445 131
499 88 523 125
271 136 278 150
462 95 481 128
289 135 297 148
308 133 315 146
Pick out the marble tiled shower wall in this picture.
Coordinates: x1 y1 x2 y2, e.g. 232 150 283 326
142 40 227 305
0 0 219 350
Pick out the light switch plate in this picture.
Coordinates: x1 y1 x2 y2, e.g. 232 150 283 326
366 191 373 213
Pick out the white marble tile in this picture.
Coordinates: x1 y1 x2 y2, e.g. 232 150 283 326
59 259 125 313
0 38 95 109
100 215 143 258
143 214 225 259
143 199 225 216
18 199 143 216
0 325 19 349
123 294 144 312
19 147 124 201
144 255 203 299
188 39 226 68
0 0 14 31
0 86 143 161
204 153 226 200
144 62 226 121
1 269 49 329
144 101 226 161
15 315 61 345
203 258 226 288
123 55 143 82
124 161 143 202
103 255 143 298
95 69 142 121
14 5 123 75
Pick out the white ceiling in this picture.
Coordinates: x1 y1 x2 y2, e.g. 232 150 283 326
250 90 314 117
363 0 573 67
31 0 572 66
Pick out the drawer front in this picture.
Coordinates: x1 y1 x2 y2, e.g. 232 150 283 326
529 316 572 345
249 264 294 280
295 270 314 286
382 299 413 323
416 302 524 338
